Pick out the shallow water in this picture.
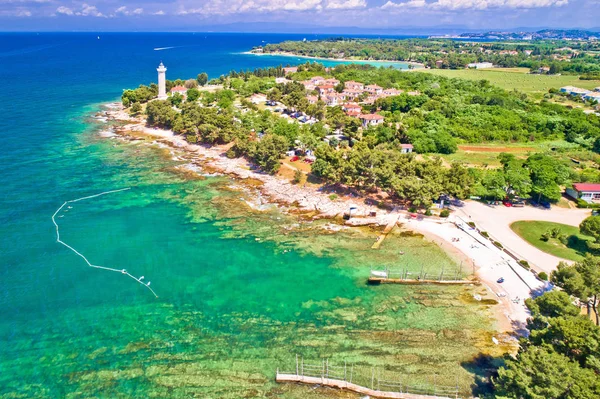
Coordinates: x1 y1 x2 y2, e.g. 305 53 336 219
0 33 499 398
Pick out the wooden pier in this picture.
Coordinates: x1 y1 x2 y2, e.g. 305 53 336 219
368 266 474 286
276 372 454 399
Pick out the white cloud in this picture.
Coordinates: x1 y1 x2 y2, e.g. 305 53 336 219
55 6 73 15
326 0 367 9
54 3 105 17
382 0 568 10
79 3 104 17
16 9 31 16
114 6 144 16
153 10 165 15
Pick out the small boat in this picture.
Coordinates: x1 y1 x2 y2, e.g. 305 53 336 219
497 277 505 283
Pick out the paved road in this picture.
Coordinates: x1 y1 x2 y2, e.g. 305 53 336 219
455 201 590 273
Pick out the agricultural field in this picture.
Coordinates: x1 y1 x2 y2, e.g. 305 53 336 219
510 220 593 261
421 67 600 98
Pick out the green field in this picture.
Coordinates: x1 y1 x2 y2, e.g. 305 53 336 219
422 68 600 97
510 220 593 261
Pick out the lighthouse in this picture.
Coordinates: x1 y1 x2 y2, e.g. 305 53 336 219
157 62 167 100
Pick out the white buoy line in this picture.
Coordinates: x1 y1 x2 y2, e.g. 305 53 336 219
51 187 158 298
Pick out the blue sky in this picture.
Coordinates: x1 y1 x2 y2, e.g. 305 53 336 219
0 0 598 31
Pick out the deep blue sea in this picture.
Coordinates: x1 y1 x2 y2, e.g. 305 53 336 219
0 33 489 398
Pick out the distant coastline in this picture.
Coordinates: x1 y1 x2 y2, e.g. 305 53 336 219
244 50 425 69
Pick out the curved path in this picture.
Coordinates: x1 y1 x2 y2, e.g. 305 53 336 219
456 201 590 273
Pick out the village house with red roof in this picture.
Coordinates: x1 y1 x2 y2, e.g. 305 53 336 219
359 113 384 128
170 86 188 98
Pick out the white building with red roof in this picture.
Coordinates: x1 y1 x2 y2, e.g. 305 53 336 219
300 80 316 91
317 85 335 96
342 103 362 114
400 144 414 154
382 88 404 97
359 113 384 128
567 183 600 203
342 89 363 101
170 86 188 98
310 76 326 85
344 81 364 91
323 78 340 86
365 84 383 95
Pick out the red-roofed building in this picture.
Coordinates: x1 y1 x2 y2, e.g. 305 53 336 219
310 76 325 85
344 81 364 91
283 67 298 75
341 103 362 116
317 85 335 95
171 86 187 94
365 84 383 95
567 183 600 202
307 95 319 105
359 113 384 128
400 144 414 154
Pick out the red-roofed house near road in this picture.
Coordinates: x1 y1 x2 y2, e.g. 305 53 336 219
359 113 384 128
567 183 600 203
283 67 298 75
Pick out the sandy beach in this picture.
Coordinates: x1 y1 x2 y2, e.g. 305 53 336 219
101 102 544 333
244 50 425 68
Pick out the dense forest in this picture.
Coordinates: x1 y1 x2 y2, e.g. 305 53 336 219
258 38 600 75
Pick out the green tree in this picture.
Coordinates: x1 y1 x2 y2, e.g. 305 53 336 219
187 88 200 102
494 346 600 399
552 256 600 326
444 162 474 199
580 216 600 243
251 134 288 174
197 72 208 86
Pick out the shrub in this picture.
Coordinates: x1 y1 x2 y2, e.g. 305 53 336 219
292 170 303 184
329 194 338 201
425 209 433 216
519 260 530 270
558 234 569 245
468 222 476 228
538 272 548 281
540 232 550 242
494 241 503 249
185 134 198 144
440 209 450 218
481 231 489 238
576 199 600 209
408 206 417 213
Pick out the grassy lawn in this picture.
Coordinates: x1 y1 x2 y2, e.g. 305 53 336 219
421 68 600 96
510 220 594 261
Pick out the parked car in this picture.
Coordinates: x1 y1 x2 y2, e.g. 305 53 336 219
266 100 277 106
502 200 513 207
290 156 299 162
540 201 551 209
513 200 525 207
497 277 505 283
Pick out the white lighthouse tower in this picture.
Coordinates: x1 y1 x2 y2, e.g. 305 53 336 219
157 62 167 100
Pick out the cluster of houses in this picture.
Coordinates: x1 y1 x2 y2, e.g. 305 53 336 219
560 86 600 102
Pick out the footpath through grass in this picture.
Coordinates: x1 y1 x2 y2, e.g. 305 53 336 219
510 220 593 261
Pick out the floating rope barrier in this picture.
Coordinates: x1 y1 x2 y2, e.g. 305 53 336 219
51 188 158 298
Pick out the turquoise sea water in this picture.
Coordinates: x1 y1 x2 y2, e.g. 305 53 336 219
0 33 495 398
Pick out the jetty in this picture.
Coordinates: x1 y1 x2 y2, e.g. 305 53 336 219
276 356 460 399
368 267 474 285
372 215 401 249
